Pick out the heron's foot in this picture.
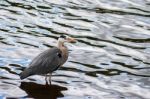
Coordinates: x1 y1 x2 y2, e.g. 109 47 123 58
45 80 49 85
45 74 52 85
45 75 49 85
49 80 51 85
49 73 52 85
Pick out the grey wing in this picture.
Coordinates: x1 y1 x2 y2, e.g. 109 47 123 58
27 47 62 75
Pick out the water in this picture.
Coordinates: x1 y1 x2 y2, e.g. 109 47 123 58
0 0 150 99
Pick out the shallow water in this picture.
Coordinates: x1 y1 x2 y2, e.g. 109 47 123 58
0 0 150 99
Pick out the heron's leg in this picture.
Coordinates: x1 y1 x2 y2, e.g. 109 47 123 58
45 75 48 85
49 73 52 85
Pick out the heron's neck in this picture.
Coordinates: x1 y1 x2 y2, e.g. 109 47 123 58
57 41 66 49
57 41 69 64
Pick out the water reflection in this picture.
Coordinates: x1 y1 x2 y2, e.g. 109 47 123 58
20 82 67 99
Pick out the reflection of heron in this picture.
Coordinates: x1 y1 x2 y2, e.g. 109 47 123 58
20 82 67 99
20 35 76 84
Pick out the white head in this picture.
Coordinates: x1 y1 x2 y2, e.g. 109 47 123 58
57 35 76 48
58 35 76 43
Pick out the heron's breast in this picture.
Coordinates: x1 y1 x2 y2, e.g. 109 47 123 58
60 47 69 64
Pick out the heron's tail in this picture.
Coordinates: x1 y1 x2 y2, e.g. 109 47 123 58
20 69 32 80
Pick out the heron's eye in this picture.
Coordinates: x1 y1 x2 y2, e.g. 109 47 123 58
57 53 62 58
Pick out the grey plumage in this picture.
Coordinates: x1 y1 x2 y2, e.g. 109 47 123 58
20 47 68 79
20 35 76 83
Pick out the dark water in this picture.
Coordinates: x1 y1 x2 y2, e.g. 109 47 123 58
0 0 150 99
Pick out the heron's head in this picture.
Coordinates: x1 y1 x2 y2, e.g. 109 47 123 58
58 35 77 43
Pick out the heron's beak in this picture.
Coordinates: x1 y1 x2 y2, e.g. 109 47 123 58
67 37 77 43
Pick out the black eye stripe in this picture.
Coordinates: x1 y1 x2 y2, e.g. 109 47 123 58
60 35 66 39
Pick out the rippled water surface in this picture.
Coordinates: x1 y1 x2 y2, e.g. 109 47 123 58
0 0 150 99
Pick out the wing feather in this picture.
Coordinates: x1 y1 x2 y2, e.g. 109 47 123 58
24 47 62 75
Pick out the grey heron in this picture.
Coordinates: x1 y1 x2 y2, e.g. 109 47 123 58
20 35 76 84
